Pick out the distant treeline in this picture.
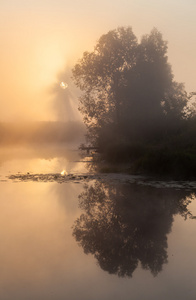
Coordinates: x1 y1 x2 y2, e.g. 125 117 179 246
73 27 196 178
0 121 85 145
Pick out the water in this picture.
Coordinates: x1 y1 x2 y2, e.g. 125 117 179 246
0 146 196 300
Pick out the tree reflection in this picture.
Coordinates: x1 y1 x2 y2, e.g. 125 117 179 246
73 181 193 277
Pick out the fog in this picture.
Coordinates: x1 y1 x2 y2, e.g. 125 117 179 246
51 68 82 122
0 64 85 147
0 0 196 125
0 1 196 155
0 121 85 146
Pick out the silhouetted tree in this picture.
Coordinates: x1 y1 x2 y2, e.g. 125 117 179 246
73 181 192 277
184 92 196 118
73 27 138 144
72 27 188 147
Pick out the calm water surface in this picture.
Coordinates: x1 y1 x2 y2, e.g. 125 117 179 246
0 146 196 300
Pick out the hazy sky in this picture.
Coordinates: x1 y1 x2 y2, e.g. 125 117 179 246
0 0 195 121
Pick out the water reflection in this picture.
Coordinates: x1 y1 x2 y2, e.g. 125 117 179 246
73 181 193 277
0 146 87 178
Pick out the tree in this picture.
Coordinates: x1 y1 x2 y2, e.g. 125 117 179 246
72 27 188 148
72 27 138 144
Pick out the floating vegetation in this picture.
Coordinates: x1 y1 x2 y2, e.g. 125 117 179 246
8 173 90 184
7 172 196 190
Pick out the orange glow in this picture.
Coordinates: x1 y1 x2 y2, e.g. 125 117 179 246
61 169 68 176
60 82 68 89
0 1 196 121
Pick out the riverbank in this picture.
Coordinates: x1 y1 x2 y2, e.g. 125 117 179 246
92 143 196 180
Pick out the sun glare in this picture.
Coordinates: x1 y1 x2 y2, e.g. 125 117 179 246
60 82 68 89
61 169 68 176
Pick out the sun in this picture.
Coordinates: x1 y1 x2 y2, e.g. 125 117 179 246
60 82 68 89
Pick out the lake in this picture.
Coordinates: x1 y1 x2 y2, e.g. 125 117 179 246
0 145 196 300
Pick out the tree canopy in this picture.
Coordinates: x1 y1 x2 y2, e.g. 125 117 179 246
73 27 188 149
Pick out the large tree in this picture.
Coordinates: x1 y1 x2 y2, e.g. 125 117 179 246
72 27 188 147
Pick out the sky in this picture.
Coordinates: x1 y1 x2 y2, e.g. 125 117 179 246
0 0 195 122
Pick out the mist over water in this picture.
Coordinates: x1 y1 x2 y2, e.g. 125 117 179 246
0 121 85 146
1 2 196 299
0 68 85 148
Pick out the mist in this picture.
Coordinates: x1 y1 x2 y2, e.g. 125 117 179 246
1 0 196 124
51 68 82 123
0 64 86 148
0 121 85 147
0 1 196 176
